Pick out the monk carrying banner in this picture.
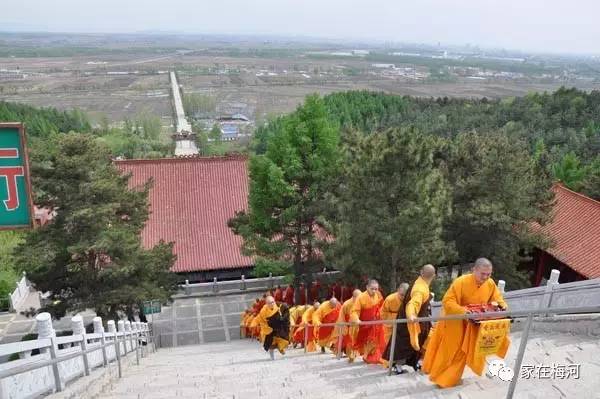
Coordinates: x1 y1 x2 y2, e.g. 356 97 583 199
422 258 510 388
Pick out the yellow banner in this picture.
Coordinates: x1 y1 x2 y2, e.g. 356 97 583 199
474 319 511 356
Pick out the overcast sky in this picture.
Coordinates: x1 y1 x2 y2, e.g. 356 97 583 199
2 0 599 55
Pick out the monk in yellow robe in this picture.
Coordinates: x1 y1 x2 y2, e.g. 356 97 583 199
240 310 251 338
252 296 289 359
335 289 362 362
383 264 436 373
313 298 342 353
422 258 509 388
351 280 385 364
290 305 306 348
293 301 319 352
244 312 256 339
381 283 409 345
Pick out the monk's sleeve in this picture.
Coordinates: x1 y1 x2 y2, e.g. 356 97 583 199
442 281 467 315
406 291 424 318
406 290 425 350
350 298 361 323
312 307 322 327
490 283 508 310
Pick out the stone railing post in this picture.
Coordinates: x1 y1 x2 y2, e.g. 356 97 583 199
212 277 218 293
498 280 506 294
541 269 560 313
37 312 63 392
72 315 90 376
125 320 133 354
117 320 126 356
269 273 273 289
93 316 108 367
134 322 144 357
127 321 139 365
241 275 246 290
185 279 191 295
107 320 122 378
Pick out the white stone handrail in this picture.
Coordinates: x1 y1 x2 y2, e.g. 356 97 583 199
0 313 155 398
431 270 600 314
8 272 29 312
178 271 342 296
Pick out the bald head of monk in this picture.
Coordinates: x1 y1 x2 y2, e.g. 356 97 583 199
330 297 339 307
352 289 361 301
366 279 379 297
313 301 320 310
265 295 276 309
397 282 410 297
473 257 493 285
421 264 437 283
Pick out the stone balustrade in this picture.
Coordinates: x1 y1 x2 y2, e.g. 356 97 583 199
0 313 152 398
432 269 600 317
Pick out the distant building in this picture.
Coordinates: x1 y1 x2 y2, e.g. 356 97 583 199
529 183 600 285
211 114 252 142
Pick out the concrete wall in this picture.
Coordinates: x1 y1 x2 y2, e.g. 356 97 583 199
152 293 256 348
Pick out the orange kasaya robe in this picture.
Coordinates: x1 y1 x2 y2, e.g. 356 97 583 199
351 290 385 363
334 297 359 360
240 312 250 338
422 274 509 388
253 303 279 343
274 288 283 302
293 306 317 352
381 292 403 345
245 314 256 338
313 300 342 348
290 305 306 344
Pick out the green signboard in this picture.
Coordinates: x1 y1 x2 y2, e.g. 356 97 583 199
142 300 162 315
0 123 34 230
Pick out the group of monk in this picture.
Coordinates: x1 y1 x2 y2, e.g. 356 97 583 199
240 257 509 388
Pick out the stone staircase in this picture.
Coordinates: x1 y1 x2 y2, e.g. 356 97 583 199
95 329 600 399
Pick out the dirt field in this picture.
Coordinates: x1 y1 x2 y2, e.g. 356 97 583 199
2 51 599 126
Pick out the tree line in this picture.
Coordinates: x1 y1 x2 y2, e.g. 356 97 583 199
235 88 600 297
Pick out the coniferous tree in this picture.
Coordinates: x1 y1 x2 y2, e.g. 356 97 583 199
229 95 340 300
17 133 177 320
329 128 452 290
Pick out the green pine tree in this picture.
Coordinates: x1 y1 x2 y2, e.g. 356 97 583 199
329 128 452 290
17 133 177 320
228 94 340 299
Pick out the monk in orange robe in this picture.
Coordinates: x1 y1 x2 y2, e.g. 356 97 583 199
335 289 362 362
383 264 436 373
313 298 342 353
293 301 319 352
240 310 251 338
283 284 295 306
381 283 409 345
290 305 306 347
351 279 385 363
422 258 509 388
274 285 283 302
245 311 257 339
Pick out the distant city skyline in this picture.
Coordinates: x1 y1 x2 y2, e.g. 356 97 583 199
2 0 599 56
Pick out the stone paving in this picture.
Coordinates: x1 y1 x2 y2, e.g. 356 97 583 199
97 330 600 399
